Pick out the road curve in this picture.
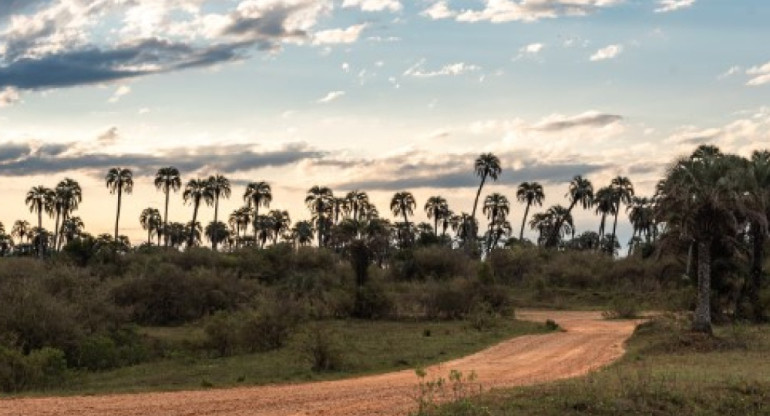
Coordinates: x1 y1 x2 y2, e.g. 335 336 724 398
1 310 639 416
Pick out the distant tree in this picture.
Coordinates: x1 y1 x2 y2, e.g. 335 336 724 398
291 220 315 247
609 176 634 255
11 220 31 244
345 190 369 222
105 167 134 241
183 179 214 248
207 174 231 251
516 181 544 241
305 186 334 247
154 167 182 247
593 186 616 239
424 196 449 236
268 209 291 245
140 207 162 246
244 181 272 244
471 153 502 237
205 221 230 249
25 185 54 256
548 175 593 248
52 178 82 250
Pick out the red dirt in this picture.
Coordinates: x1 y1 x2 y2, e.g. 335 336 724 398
0 310 639 416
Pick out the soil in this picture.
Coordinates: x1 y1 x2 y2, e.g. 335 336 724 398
0 310 640 416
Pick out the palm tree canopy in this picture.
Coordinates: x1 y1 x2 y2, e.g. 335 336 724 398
154 166 182 192
516 182 545 206
566 175 594 209
390 191 416 220
244 181 272 208
474 153 502 181
183 179 215 206
483 193 510 221
105 167 134 194
208 174 232 199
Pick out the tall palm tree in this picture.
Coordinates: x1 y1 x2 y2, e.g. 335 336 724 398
609 176 634 255
228 207 252 248
183 178 214 248
53 178 82 250
439 207 454 237
655 147 751 333
424 196 448 236
516 181 544 241
268 209 291 245
305 186 333 247
253 214 274 248
332 197 348 224
390 191 416 225
185 220 203 248
11 220 30 244
105 167 134 241
244 181 272 244
483 193 510 250
345 190 369 222
205 221 230 249
25 185 54 256
471 153 502 236
548 175 593 248
60 216 85 245
745 150 770 321
207 174 231 251
139 207 162 245
154 167 181 247
593 186 616 239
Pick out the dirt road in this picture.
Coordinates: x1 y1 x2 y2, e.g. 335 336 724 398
0 310 639 416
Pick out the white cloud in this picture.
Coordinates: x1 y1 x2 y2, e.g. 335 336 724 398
317 90 345 103
404 60 481 78
108 85 131 103
654 0 696 13
450 0 622 23
421 1 456 20
342 0 402 12
746 62 770 86
342 62 350 72
717 65 741 80
0 87 20 108
521 43 544 54
313 24 366 45
590 44 623 61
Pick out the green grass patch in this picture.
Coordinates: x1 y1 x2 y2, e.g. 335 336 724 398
426 315 770 415
36 318 547 396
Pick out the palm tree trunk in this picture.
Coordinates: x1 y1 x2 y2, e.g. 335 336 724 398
253 205 260 246
189 202 199 248
470 175 487 237
519 202 531 241
609 206 620 256
37 206 43 257
692 238 712 334
213 195 219 251
156 229 161 246
598 213 606 238
549 200 577 248
147 228 152 246
750 223 765 322
53 209 61 253
434 215 439 237
627 229 637 257
317 212 323 248
164 186 170 247
115 187 122 241
685 241 694 278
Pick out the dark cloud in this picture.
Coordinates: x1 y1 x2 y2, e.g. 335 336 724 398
532 113 623 132
0 142 323 176
223 2 309 50
0 39 245 90
0 0 47 17
336 162 606 191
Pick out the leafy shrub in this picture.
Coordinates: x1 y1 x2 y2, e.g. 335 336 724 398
301 326 344 372
603 297 641 319
204 311 241 357
0 346 67 392
467 302 500 331
353 280 394 319
545 319 560 331
240 300 303 353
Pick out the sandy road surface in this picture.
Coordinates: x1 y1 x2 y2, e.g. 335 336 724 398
1 310 640 416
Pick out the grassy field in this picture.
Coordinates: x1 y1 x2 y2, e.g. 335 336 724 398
425 315 770 416
43 317 548 395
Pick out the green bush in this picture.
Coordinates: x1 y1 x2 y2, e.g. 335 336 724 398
603 297 641 319
204 312 241 357
300 326 344 372
240 301 302 353
353 281 394 319
0 346 67 392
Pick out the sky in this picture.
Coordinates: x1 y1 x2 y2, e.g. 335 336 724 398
0 0 768 246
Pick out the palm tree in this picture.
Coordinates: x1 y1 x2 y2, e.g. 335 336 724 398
228 207 252 248
424 196 448 236
593 186 616 239
609 176 634 255
166 222 187 248
205 221 230 249
25 185 53 256
253 214 274 248
52 178 82 250
655 146 751 333
139 207 162 245
548 175 593 248
471 153 502 236
332 197 348 224
305 186 334 247
244 181 272 244
154 167 181 247
105 167 134 241
185 220 203 248
439 207 454 238
391 191 416 247
60 216 85 244
11 220 30 244
268 209 291 245
483 193 510 250
516 182 544 241
291 220 315 247
345 190 369 222
207 174 231 251
183 178 214 248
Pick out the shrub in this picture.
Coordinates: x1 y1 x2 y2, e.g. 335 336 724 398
467 302 500 331
0 346 67 392
204 312 241 357
240 301 302 353
353 281 394 319
300 326 344 372
603 297 641 319
77 335 119 371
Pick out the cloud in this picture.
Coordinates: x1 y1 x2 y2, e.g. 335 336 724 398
421 1 456 20
0 86 20 107
96 126 120 145
0 0 48 17
0 140 324 177
440 0 623 23
531 112 623 132
342 0 402 12
746 61 770 86
107 85 131 103
313 24 366 45
521 43 544 54
317 90 345 103
718 65 741 80
654 0 696 13
404 60 481 78
590 44 622 61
